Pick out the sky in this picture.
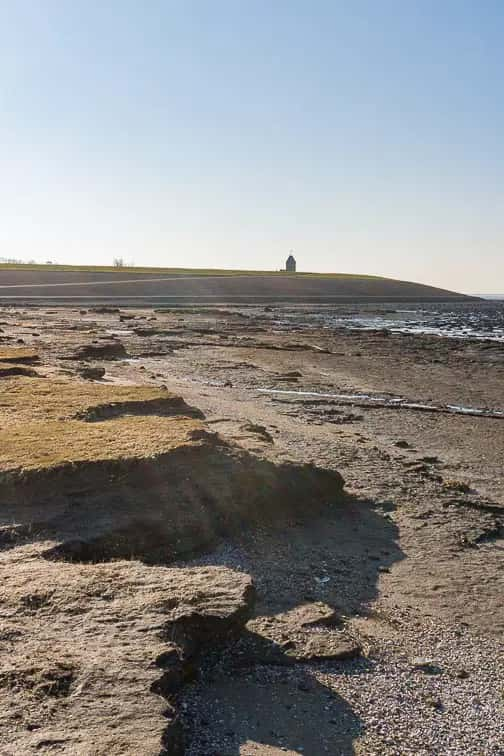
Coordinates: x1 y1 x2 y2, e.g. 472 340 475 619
0 1 503 294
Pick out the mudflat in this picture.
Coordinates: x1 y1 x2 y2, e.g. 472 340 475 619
0 302 502 755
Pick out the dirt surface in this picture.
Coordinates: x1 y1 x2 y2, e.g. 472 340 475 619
0 303 503 755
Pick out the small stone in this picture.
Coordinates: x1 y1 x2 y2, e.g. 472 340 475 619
455 668 470 679
411 658 442 674
423 694 444 711
297 681 311 692
78 366 106 380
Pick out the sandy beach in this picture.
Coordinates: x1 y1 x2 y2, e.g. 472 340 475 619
1 301 503 755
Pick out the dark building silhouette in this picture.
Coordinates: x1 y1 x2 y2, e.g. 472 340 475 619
285 254 296 272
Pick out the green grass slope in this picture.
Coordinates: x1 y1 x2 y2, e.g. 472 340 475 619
0 262 392 278
0 263 474 301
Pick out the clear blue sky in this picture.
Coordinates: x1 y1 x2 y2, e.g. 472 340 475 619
1 1 502 293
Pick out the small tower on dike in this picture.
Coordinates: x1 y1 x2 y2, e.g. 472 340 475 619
285 253 296 272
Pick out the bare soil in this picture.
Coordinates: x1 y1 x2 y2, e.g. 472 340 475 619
0 304 502 755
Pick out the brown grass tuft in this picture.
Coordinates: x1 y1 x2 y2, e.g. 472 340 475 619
0 377 204 474
0 348 39 364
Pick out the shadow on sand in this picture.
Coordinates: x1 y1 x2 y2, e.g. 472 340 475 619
180 492 403 755
184 664 366 755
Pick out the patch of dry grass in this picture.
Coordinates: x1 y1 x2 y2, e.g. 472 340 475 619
0 416 202 472
0 348 39 364
0 377 204 474
0 377 191 423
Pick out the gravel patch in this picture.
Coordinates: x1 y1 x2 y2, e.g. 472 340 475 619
178 570 504 756
315 609 504 755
